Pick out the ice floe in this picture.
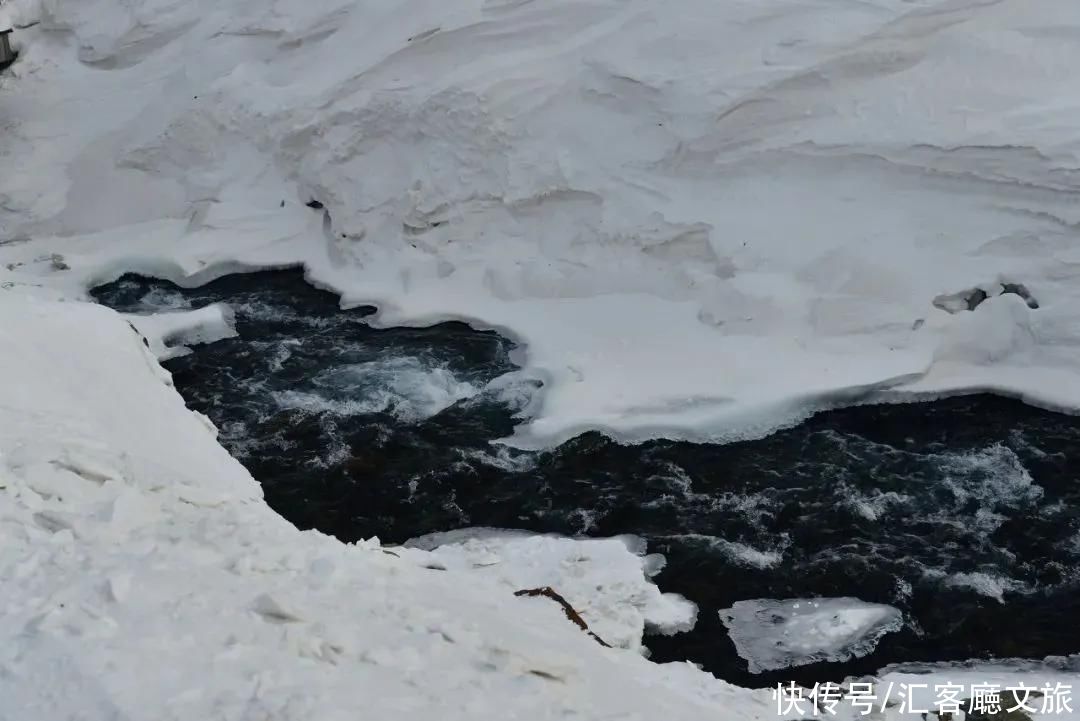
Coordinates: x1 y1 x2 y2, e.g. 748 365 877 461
720 598 903 673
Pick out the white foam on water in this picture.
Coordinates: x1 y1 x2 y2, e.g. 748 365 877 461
1009 429 1052 459
259 339 300 372
667 533 785 570
136 286 192 312
227 299 334 329
938 443 1043 531
455 445 538 473
465 371 544 417
307 417 353 469
720 597 903 674
272 357 480 423
835 480 913 523
924 569 1029 604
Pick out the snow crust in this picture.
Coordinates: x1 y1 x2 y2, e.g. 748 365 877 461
720 598 903 674
127 302 238 360
405 528 698 649
4 0 1080 446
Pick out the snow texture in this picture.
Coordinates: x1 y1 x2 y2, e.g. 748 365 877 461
4 0 1080 447
127 302 237 360
405 528 699 649
720 598 903 673
2 0 1080 716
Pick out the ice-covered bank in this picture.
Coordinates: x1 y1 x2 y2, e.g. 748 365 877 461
0 295 772 719
4 0 1080 446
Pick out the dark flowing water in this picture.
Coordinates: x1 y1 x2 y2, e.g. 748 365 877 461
93 271 1080 688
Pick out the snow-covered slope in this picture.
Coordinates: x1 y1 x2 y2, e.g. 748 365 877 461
4 0 1080 445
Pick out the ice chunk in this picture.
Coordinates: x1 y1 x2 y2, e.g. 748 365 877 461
404 528 697 651
719 597 902 673
126 304 238 361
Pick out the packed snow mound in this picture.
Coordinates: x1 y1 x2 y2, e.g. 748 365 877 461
720 598 903 674
5 0 1080 444
126 302 238 360
0 295 776 720
405 528 698 650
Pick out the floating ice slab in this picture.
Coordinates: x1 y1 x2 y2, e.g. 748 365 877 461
720 598 903 673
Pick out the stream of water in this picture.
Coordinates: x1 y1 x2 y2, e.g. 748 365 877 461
93 270 1080 688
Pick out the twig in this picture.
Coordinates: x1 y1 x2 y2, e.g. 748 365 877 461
514 587 611 648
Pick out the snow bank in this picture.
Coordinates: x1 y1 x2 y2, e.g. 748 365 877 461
126 302 237 360
720 598 903 674
4 0 1080 446
405 528 697 650
0 295 774 720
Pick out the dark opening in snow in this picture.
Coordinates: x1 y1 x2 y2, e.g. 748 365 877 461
933 281 1039 313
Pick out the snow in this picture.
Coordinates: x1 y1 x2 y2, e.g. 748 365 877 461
925 569 1030 604
2 0 1080 716
127 302 238 360
404 528 699 649
720 598 903 674
4 0 1080 446
665 534 786 570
